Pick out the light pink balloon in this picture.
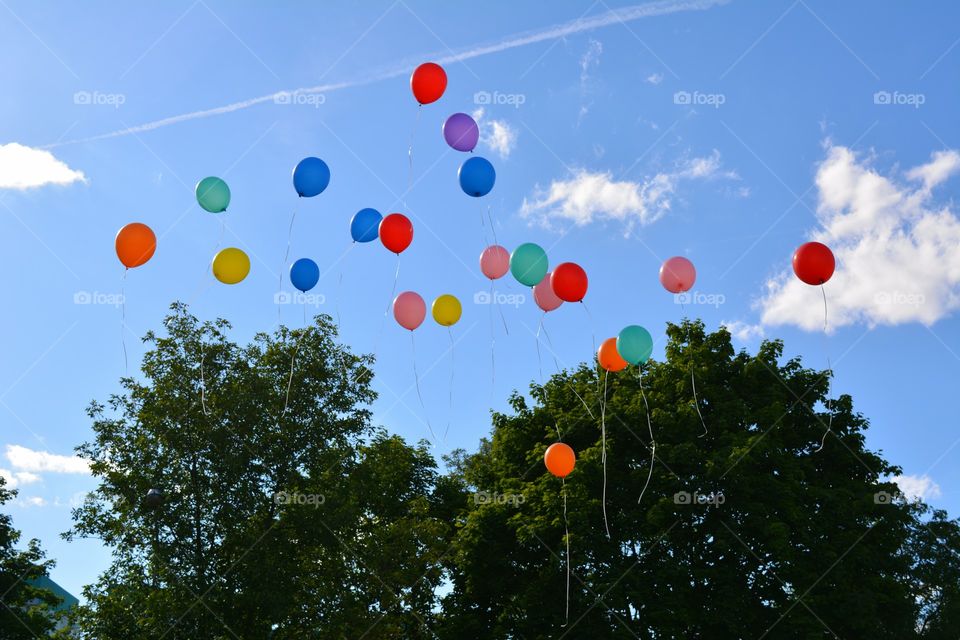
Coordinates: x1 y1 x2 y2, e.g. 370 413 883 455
393 291 426 330
479 245 510 280
533 273 563 312
659 256 696 294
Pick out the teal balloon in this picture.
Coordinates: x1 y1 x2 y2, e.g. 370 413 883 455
196 177 230 213
510 242 548 287
617 325 653 366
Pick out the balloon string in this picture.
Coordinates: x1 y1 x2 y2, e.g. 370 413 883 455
279 206 298 327
637 366 655 506
536 315 545 384
686 320 708 438
815 284 833 453
406 105 422 207
200 339 210 417
374 255 402 358
443 327 455 444
487 204 499 246
495 287 509 335
562 476 570 627
411 331 436 444
488 281 496 403
335 242 355 333
601 369 611 539
120 268 128 375
580 301 598 392
541 321 594 419
282 327 302 417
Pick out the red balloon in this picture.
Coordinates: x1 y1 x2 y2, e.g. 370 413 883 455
793 241 835 285
550 262 588 302
410 62 447 105
379 213 413 254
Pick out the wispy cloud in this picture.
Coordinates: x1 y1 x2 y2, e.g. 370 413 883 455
760 144 960 331
0 143 86 189
472 108 518 158
46 0 729 147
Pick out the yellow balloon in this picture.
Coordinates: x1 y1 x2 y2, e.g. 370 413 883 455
212 247 250 285
431 294 462 327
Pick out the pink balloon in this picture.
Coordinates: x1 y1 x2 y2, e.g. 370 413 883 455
659 256 696 294
533 273 563 312
393 291 426 331
480 245 510 280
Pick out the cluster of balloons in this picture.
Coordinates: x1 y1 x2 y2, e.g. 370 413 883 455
479 241 589 312
392 291 463 331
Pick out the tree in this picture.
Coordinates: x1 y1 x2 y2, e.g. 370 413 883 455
0 476 61 638
437 320 960 639
67 303 452 639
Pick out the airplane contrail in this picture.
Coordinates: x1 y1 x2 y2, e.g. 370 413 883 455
45 0 728 148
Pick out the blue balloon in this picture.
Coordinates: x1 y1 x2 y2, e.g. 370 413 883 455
289 258 320 292
292 157 330 197
350 208 382 243
458 156 496 197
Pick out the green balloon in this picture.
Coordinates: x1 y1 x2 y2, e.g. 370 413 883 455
196 177 231 213
510 242 548 287
617 325 653 366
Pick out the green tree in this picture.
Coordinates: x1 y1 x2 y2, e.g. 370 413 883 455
67 303 451 639
0 476 61 638
437 320 960 639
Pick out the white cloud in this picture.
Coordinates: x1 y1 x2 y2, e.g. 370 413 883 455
0 468 41 489
722 320 765 342
471 108 518 159
5 444 89 474
0 143 86 189
520 150 733 234
646 72 664 85
760 145 960 331
893 474 941 502
16 496 47 508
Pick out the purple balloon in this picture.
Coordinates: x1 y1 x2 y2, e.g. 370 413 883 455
442 113 479 152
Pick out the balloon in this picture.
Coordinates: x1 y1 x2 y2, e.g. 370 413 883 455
442 112 479 152
617 325 653 366
393 291 426 331
379 213 413 254
510 243 548 287
458 156 496 197
212 248 250 285
598 337 628 372
793 241 835 285
115 222 156 269
351 208 382 243
195 177 230 213
659 256 696 294
289 258 320 293
432 294 462 327
479 245 510 280
410 62 447 105
292 157 330 197
544 442 576 478
550 262 588 302
533 273 563 312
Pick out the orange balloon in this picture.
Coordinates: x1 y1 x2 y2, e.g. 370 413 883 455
597 337 627 372
115 222 156 268
544 442 576 478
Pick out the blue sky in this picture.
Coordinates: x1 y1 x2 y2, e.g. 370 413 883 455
1 0 959 599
